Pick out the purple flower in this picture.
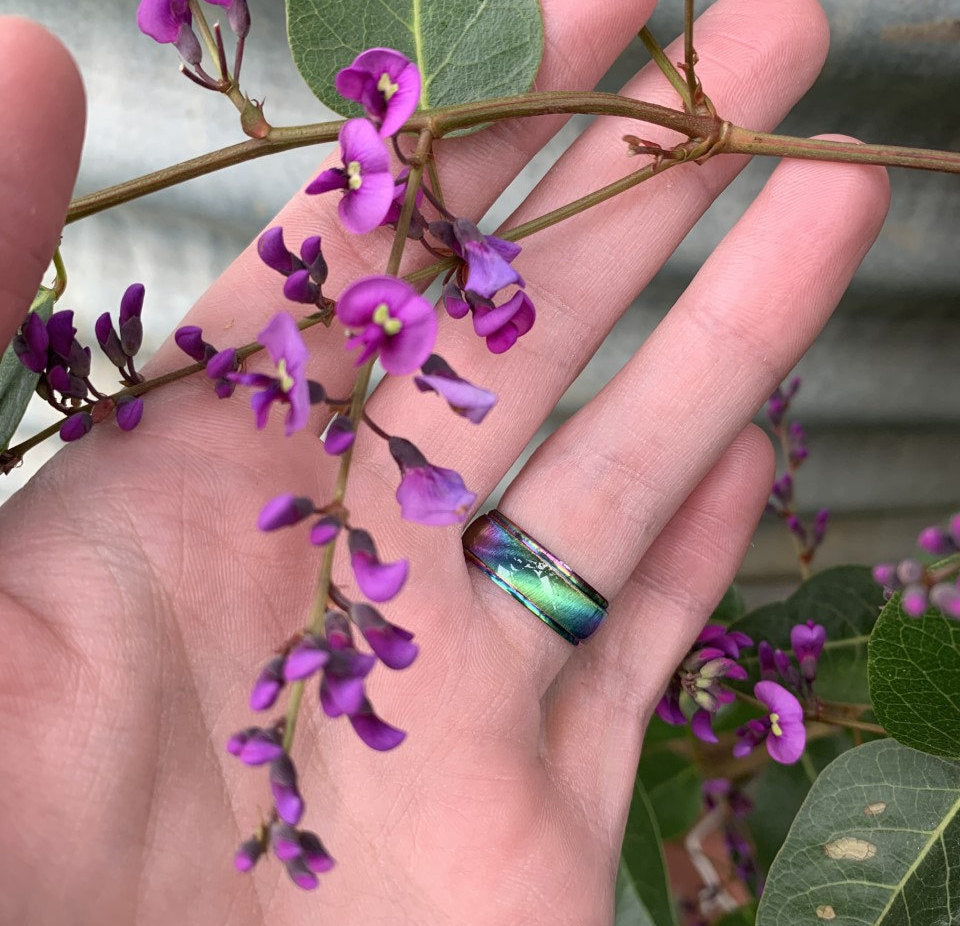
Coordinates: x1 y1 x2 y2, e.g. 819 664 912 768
203 0 249 39
695 625 753 660
136 0 201 64
931 582 960 619
174 325 215 363
270 753 304 825
336 48 421 138
12 311 49 373
59 412 92 443
115 396 144 432
250 655 286 711
118 284 145 357
335 276 436 375
234 836 264 872
305 119 394 235
226 727 285 766
205 347 238 398
388 437 476 526
348 530 409 602
350 602 418 670
655 690 687 726
414 354 496 424
258 494 316 531
324 416 356 455
318 612 376 719
734 681 806 765
284 856 319 891
270 822 303 861
227 312 310 436
298 831 335 873
765 377 801 428
790 620 826 683
690 709 719 744
902 585 930 618
258 228 328 304
432 218 523 299
95 312 127 369
348 698 406 751
309 517 341 546
472 290 536 354
757 640 778 681
270 823 334 875
283 634 330 681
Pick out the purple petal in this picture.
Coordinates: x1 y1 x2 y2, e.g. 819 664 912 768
119 283 145 324
790 621 826 663
284 636 329 681
655 693 686 726
237 729 285 766
348 700 406 751
257 493 316 530
309 517 341 546
205 347 237 380
137 0 191 44
690 709 718 744
337 49 421 138
283 270 319 304
305 168 348 195
46 311 76 359
270 754 304 825
324 416 356 455
298 831 335 873
339 117 390 174
414 355 497 424
115 396 144 431
234 837 264 872
396 464 476 526
349 546 409 604
59 412 92 443
174 325 210 362
284 857 319 891
22 310 49 356
338 171 395 235
378 307 437 375
257 226 299 275
442 282 470 319
351 603 418 670
271 822 302 861
250 655 286 710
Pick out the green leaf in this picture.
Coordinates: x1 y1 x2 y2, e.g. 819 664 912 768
715 903 757 926
756 739 960 926
731 566 884 703
746 733 852 874
868 594 960 760
0 287 55 452
636 748 703 842
614 862 657 926
711 584 747 626
285 0 544 119
620 779 680 926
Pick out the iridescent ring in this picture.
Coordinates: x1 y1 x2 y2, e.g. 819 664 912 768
462 509 608 645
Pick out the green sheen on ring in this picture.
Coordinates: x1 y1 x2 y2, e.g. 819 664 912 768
462 509 608 645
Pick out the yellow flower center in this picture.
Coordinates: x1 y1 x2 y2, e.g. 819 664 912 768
769 712 783 737
346 160 363 191
377 72 399 101
275 358 295 393
372 302 403 336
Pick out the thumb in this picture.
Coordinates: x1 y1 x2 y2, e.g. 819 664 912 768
0 16 85 350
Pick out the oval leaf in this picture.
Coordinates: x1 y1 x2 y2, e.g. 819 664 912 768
285 0 544 117
730 566 884 703
0 287 55 452
868 593 960 760
756 739 960 925
620 779 680 926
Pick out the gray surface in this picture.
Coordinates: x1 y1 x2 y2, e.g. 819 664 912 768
2 0 959 597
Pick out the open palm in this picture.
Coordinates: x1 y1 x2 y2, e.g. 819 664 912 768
0 1 889 923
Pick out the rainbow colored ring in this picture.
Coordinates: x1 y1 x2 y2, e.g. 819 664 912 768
462 509 608 645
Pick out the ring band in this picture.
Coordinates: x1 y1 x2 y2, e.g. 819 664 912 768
462 509 608 644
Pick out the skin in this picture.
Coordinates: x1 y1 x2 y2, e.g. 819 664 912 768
0 1 889 924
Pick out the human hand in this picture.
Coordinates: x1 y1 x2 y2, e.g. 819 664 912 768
0 1 889 923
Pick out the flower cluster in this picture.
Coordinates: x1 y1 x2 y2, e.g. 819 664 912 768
657 621 815 766
655 624 752 744
764 377 829 567
12 285 147 442
873 512 960 618
702 778 760 896
137 0 249 85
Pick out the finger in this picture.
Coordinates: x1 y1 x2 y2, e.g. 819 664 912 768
464 136 889 691
542 425 773 829
359 0 829 525
146 0 657 382
0 17 85 349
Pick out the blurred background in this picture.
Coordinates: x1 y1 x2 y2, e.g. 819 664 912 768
2 0 958 604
